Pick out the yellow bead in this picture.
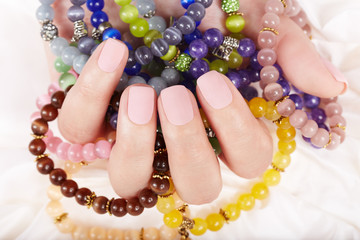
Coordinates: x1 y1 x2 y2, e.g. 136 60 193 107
114 0 131 6
237 193 255 211
229 32 245 40
273 151 291 170
251 182 269 200
199 108 210 128
278 140 296 155
276 117 292 129
223 203 241 221
164 178 175 196
248 97 267 118
160 45 177 61
206 213 225 232
225 14 245 33
119 4 139 23
156 196 175 214
276 127 296 142
265 101 281 121
144 30 162 48
263 169 281 186
228 50 243 69
130 18 149 38
209 59 228 74
163 210 183 228
190 218 208 236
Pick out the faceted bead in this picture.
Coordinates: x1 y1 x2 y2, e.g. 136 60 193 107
264 83 283 101
189 59 209 79
156 196 176 214
277 98 296 117
29 138 46 156
75 187 92 205
228 50 243 69
189 39 208 59
251 182 269 200
32 118 49 135
278 140 296 155
226 14 245 33
150 177 170 195
37 157 54 174
249 97 267 118
163 209 183 228
110 198 127 217
61 179 78 198
209 59 228 74
238 193 255 211
223 203 241 221
144 30 162 48
49 168 67 186
163 27 182 45
311 128 330 148
237 38 256 58
46 201 63 217
161 68 181 86
54 57 71 73
206 213 224 231
41 104 58 121
130 18 149 38
51 91 65 109
301 120 318 138
190 218 208 235
289 109 308 128
203 28 223 48
151 38 169 57
93 196 108 214
257 48 277 66
176 15 196 35
187 2 206 21
153 153 169 173
263 169 281 186
138 188 158 208
276 127 296 142
126 198 144 216
273 151 291 170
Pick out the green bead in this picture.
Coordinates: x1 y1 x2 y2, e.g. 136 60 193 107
119 4 138 24
228 50 243 69
69 42 78 47
114 0 131 6
144 30 162 47
226 15 245 33
130 18 149 38
221 0 240 13
229 32 245 40
210 59 228 74
175 53 192 72
145 60 165 76
209 137 222 155
58 72 76 90
160 45 177 61
54 57 71 73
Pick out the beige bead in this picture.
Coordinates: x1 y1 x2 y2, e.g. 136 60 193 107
143 227 160 240
47 185 62 201
89 226 107 240
64 161 82 174
46 201 64 217
159 225 178 240
56 217 75 233
107 229 124 240
72 225 90 240
124 230 140 240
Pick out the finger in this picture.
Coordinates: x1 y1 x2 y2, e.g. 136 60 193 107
197 71 273 178
158 85 222 205
108 85 157 198
58 39 128 143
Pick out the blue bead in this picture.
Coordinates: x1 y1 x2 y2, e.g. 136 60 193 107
102 28 121 41
181 0 195 9
249 51 263 70
289 94 303 109
277 79 290 96
87 0 104 12
123 41 133 51
184 48 190 55
91 11 108 28
184 28 202 44
303 93 320 109
311 108 327 124
125 62 141 76
240 86 258 101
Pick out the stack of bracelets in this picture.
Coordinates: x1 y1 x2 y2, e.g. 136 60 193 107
31 0 347 239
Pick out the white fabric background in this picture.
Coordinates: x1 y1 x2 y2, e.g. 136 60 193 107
0 0 359 239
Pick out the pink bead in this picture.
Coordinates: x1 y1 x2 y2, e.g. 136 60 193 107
36 94 51 110
277 98 295 117
286 0 301 17
48 82 61 97
30 112 41 122
258 31 278 49
82 143 97 162
331 127 346 143
265 0 284 15
47 137 62 153
321 97 338 105
258 48 277 66
289 109 308 128
329 115 346 128
264 83 283 101
68 144 83 162
259 79 267 90
324 102 342 117
43 129 54 145
301 120 318 138
326 133 341 150
291 11 307 28
311 128 330 148
303 25 312 38
95 140 111 159
262 13 280 29
260 65 279 83
284 0 294 15
68 69 79 79
57 142 71 160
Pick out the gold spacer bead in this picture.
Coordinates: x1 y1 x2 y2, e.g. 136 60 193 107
35 154 49 162
169 48 181 64
152 173 170 180
154 148 167 155
31 134 47 139
228 12 244 16
158 193 173 198
275 95 290 107
271 163 285 172
280 0 287 8
272 116 286 125
54 213 68 224
219 208 230 223
85 192 96 209
106 198 114 215
323 133 332 149
177 204 189 214
309 35 313 40
335 123 346 131
80 161 88 166
260 27 279 35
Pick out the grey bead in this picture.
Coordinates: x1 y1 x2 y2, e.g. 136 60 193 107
195 0 213 8
39 0 56 4
151 38 169 57
67 5 85 22
36 4 55 21
148 77 168 95
175 15 196 35
61 46 81 66
187 3 206 22
161 68 181 86
90 44 99 55
116 73 129 92
135 46 154 65
126 50 137 68
163 27 183 45
73 54 89 74
78 37 96 55
164 61 175 67
136 0 156 16
127 76 146 86
50 37 69 56
148 16 166 32
70 0 87 6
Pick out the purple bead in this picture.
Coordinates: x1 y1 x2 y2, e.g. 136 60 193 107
273 63 283 76
240 86 258 101
318 123 330 131
186 2 206 21
71 0 87 6
237 70 251 89
292 85 304 94
67 6 85 22
226 71 241 89
289 94 303 109
91 11 108 28
311 108 327 124
277 79 290 96
78 37 96 55
105 105 115 122
203 28 223 49
249 51 263 71
110 112 118 130
302 136 312 143
303 93 320 109
184 28 202 44
176 15 196 35
126 50 136 68
247 69 261 82
237 38 256 58
189 59 209 79
189 39 208 59
87 0 104 12
195 0 213 8
163 27 183 45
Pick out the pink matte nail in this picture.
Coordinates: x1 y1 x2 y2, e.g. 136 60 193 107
321 57 348 94
128 86 155 125
98 39 126 73
161 85 194 126
197 70 233 109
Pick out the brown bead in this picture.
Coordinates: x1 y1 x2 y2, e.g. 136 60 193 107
31 118 48 135
64 85 74 95
110 91 120 111
155 132 166 150
110 198 127 217
41 104 58 122
51 91 65 109
61 180 78 198
92 196 109 214
138 188 158 208
150 177 170 195
36 157 54 174
75 188 92 205
29 138 46 156
126 198 144 216
153 153 169 173
49 168 67 186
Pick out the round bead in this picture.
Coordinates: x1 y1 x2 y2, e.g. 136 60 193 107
289 109 308 128
49 168 67 186
46 201 63 217
263 169 281 186
209 59 228 74
102 28 122 41
163 27 183 45
206 213 224 231
264 83 283 101
311 108 327 124
249 97 267 118
311 128 330 148
50 37 68 57
265 101 281 121
195 0 212 8
114 0 131 6
331 127 345 143
289 94 303 109
265 0 284 14
156 195 176 214
37 157 54 175
36 4 55 21
187 2 206 21
189 39 208 59
203 28 223 48
164 210 183 228
73 54 89 74
58 73 76 90
276 127 296 142
175 53 192 72
238 193 255 211
189 59 209 79
148 16 167 32
151 38 169 57
155 132 166 150
67 143 83 163
251 182 269 200
161 68 181 86
95 140 111 159
326 132 341 150
329 115 346 128
262 12 280 28
67 5 84 22
82 143 97 162
75 187 92 205
160 45 178 61
110 198 127 217
324 102 342 117
190 218 208 235
278 140 296 155
257 48 277 66
130 18 149 38
277 98 296 117
89 227 107 240
144 30 162 47
135 46 154 65
91 11 108 29
70 0 86 5
119 4 138 23
40 0 56 4
303 93 320 109
249 51 263 70
29 139 46 156
92 196 108 214
276 117 292 129
237 38 256 58
223 203 241 221
260 65 279 85
258 31 277 49
181 0 195 9
277 79 290 96
126 198 144 216
61 46 81 66
136 0 156 16
87 0 104 11
31 118 48 135
153 153 170 172
176 15 196 35
225 14 245 33
138 189 158 208
301 119 318 138
148 77 168 96
54 57 71 73
228 50 243 69
273 151 291 170
64 161 81 174
61 179 78 198
150 177 170 195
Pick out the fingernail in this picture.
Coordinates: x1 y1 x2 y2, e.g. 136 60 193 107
321 57 348 94
197 70 233 109
161 85 194 126
128 86 155 125
98 39 126 73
